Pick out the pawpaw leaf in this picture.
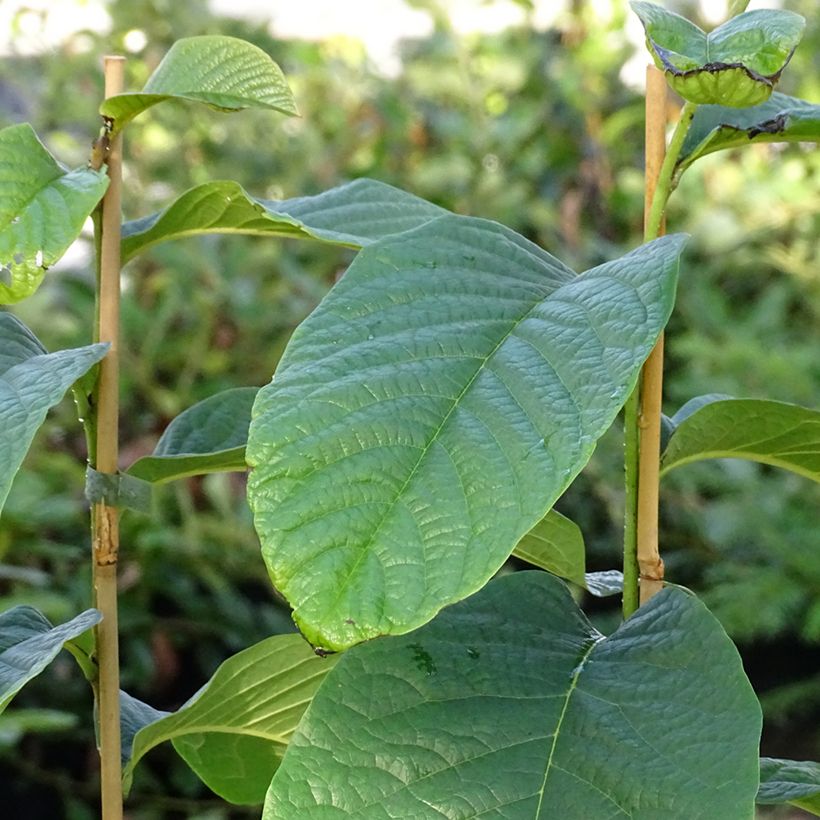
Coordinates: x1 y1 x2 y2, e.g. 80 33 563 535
512 509 585 587
758 757 820 815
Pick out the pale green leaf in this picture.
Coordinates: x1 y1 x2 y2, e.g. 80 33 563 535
660 398 820 482
247 219 685 650
0 708 78 749
758 758 820 815
584 569 624 597
127 387 257 483
265 572 762 818
676 92 820 180
0 124 108 303
121 178 447 263
512 509 585 586
100 36 297 134
631 3 805 106
123 634 337 804
0 606 101 712
0 312 108 515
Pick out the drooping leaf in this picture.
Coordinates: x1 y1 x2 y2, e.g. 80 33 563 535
121 178 447 263
264 571 762 818
123 634 337 805
512 509 585 586
0 606 101 712
127 387 257 483
584 569 625 597
631 3 805 107
0 124 109 303
247 218 685 650
677 92 820 179
0 312 108 515
100 36 297 134
758 757 820 815
660 398 820 482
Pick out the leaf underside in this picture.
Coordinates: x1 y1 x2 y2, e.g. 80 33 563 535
758 757 820 815
247 218 684 650
265 572 762 819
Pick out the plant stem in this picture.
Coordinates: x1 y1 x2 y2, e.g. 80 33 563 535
623 71 696 616
92 55 125 820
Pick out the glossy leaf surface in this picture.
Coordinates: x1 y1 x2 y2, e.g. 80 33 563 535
127 387 257 483
758 758 820 815
631 3 804 106
121 179 447 263
0 313 108 515
247 220 684 650
512 509 585 586
265 572 762 818
100 36 297 134
661 397 820 482
0 606 100 712
123 634 337 804
0 124 108 303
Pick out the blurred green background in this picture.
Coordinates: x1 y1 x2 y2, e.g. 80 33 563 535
0 0 818 817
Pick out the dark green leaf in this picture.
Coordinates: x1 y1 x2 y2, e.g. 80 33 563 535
127 387 257 483
631 3 805 106
512 510 585 586
758 758 820 815
265 572 762 818
247 220 685 650
0 312 108 515
0 124 108 303
661 398 820 482
0 606 101 712
121 179 447 263
123 634 337 805
100 36 295 135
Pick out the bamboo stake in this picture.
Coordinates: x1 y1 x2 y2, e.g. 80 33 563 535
93 55 125 820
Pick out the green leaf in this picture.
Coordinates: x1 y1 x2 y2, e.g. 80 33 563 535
121 178 447 263
247 219 685 650
123 634 337 805
265 572 762 818
0 606 101 712
660 398 820 482
0 312 108 515
584 569 624 597
0 124 109 303
631 3 805 107
0 708 78 749
676 92 820 179
127 387 257 483
512 510 585 586
758 758 820 815
100 36 297 134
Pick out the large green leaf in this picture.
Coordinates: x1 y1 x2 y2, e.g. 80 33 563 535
631 3 804 107
264 572 762 818
677 92 820 180
0 312 108 515
758 758 820 815
247 219 685 650
121 179 448 263
100 36 296 134
123 634 337 805
660 397 820 482
512 510 585 586
0 124 109 303
0 606 101 712
127 387 257 484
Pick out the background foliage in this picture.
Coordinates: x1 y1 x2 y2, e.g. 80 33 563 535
0 0 817 816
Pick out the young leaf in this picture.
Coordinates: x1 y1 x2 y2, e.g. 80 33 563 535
677 92 820 179
631 3 805 107
127 386 258 483
122 634 337 805
247 218 685 651
264 572 762 818
512 509 585 586
100 36 297 134
660 398 820 482
758 758 820 815
0 124 109 303
0 312 108 515
0 606 101 712
121 179 447 263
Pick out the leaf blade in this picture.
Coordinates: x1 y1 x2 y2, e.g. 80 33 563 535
512 509 585 586
758 757 820 815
